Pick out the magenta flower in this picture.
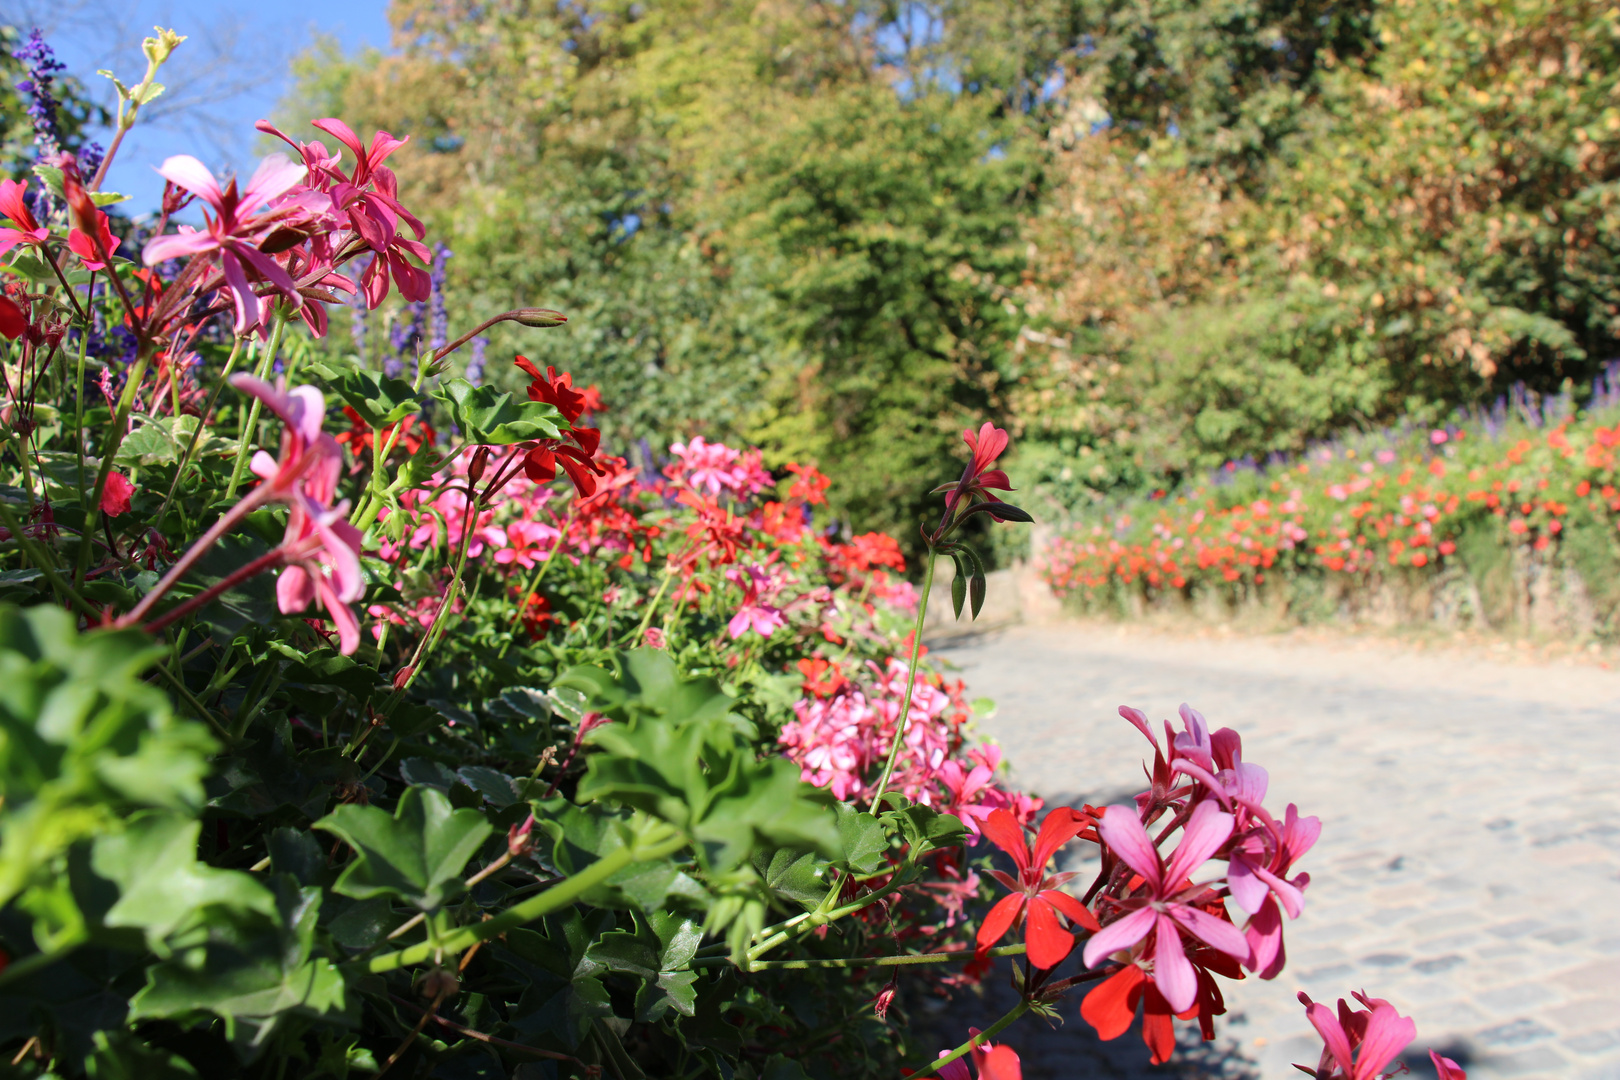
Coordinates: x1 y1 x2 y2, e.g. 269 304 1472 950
0 180 50 255
1229 801 1318 977
1294 991 1417 1080
68 209 120 271
260 118 431 305
231 375 366 654
277 493 365 654
725 563 786 639
142 154 314 334
1082 801 1249 1013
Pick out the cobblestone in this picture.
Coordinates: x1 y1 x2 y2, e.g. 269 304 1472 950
930 624 1620 1080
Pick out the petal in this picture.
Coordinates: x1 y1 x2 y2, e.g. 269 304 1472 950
1039 888 1100 932
1081 963 1146 1040
310 118 367 164
1228 762 1268 806
978 1045 1022 1080
283 384 328 444
241 153 307 212
1030 806 1089 871
1162 800 1233 886
1118 705 1160 751
1303 1000 1357 1078
230 375 296 429
1082 904 1155 968
1024 896 1075 970
276 563 314 614
1242 896 1286 979
1254 863 1307 919
979 808 1032 874
1096 805 1162 891
975 892 1025 953
156 155 225 207
1151 912 1197 1014
218 250 263 335
250 449 281 481
1356 1004 1417 1079
229 240 303 303
1430 1050 1468 1080
316 574 362 655
1226 852 1268 914
1167 902 1249 960
142 227 217 265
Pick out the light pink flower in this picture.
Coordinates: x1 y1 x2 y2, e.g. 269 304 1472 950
1229 802 1318 978
495 518 559 569
142 154 315 334
1082 801 1249 1013
725 563 786 639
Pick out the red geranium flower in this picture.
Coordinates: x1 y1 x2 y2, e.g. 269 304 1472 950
974 807 1100 970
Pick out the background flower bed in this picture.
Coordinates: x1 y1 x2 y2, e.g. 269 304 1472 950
1041 370 1620 639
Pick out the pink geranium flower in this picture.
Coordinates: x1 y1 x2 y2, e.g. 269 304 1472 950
1082 800 1249 1013
1294 991 1417 1080
1229 801 1318 978
142 154 314 334
725 563 786 639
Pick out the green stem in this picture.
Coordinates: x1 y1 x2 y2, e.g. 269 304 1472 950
154 336 246 530
630 564 677 644
498 503 573 659
0 505 98 620
76 345 154 588
688 943 1025 971
358 822 685 974
746 871 916 963
908 1000 1031 1079
871 546 937 801
224 315 286 500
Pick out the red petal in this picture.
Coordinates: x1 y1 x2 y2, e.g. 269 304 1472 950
0 296 25 340
975 893 1025 953
1040 888 1100 932
979 808 1031 874
513 354 544 382
978 1046 1022 1080
1025 895 1075 969
1080 964 1144 1040
1030 806 1089 870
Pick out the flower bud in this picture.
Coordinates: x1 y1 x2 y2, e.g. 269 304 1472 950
509 308 568 328
507 813 536 858
415 966 460 1002
143 28 187 67
467 446 491 484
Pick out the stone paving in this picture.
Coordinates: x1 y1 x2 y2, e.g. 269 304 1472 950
929 624 1620 1080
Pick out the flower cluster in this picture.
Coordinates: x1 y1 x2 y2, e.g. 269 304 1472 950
1044 382 1620 606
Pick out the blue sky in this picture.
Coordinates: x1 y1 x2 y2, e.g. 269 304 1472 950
14 0 392 214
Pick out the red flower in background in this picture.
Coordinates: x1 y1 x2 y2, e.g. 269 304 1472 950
975 807 1100 969
786 461 831 505
513 357 605 498
68 209 120 271
100 471 135 517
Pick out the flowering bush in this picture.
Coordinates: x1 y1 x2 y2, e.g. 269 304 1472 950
0 28 1468 1080
1043 374 1620 636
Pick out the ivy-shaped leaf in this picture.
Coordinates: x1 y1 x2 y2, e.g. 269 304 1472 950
432 378 564 445
314 785 493 911
307 361 422 426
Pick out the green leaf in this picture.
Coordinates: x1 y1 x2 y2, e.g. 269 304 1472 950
92 812 278 954
128 877 350 1054
757 848 829 909
314 785 494 910
835 803 888 875
86 1030 200 1079
635 912 702 1021
308 361 423 427
878 799 968 860
432 378 564 444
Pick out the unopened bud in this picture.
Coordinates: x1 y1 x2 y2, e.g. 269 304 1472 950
507 813 536 858
467 446 491 484
392 666 414 691
509 308 568 328
415 966 460 1002
143 27 186 67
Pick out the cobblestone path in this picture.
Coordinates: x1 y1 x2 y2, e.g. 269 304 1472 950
929 624 1620 1080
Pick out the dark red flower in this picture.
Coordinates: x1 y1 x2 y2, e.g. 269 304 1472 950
0 295 25 340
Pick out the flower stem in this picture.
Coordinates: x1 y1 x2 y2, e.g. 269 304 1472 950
224 314 286 500
153 335 246 530
687 943 1025 971
908 1000 1031 1079
870 546 937 802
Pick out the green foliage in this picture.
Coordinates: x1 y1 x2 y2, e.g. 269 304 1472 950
315 786 493 910
433 378 564 445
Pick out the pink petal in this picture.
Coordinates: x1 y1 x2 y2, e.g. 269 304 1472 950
1162 800 1233 886
142 227 217 265
1118 705 1159 750
1167 901 1249 960
218 249 263 335
276 563 314 614
1151 912 1196 1013
156 155 225 209
1081 904 1155 969
250 450 280 481
1303 999 1357 1078
316 574 362 655
1227 762 1268 805
1226 852 1269 915
310 118 367 164
1242 896 1286 979
1254 864 1307 919
1096 805 1162 890
228 240 303 305
1355 1005 1417 1080
283 385 327 444
230 375 294 428
240 153 307 213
